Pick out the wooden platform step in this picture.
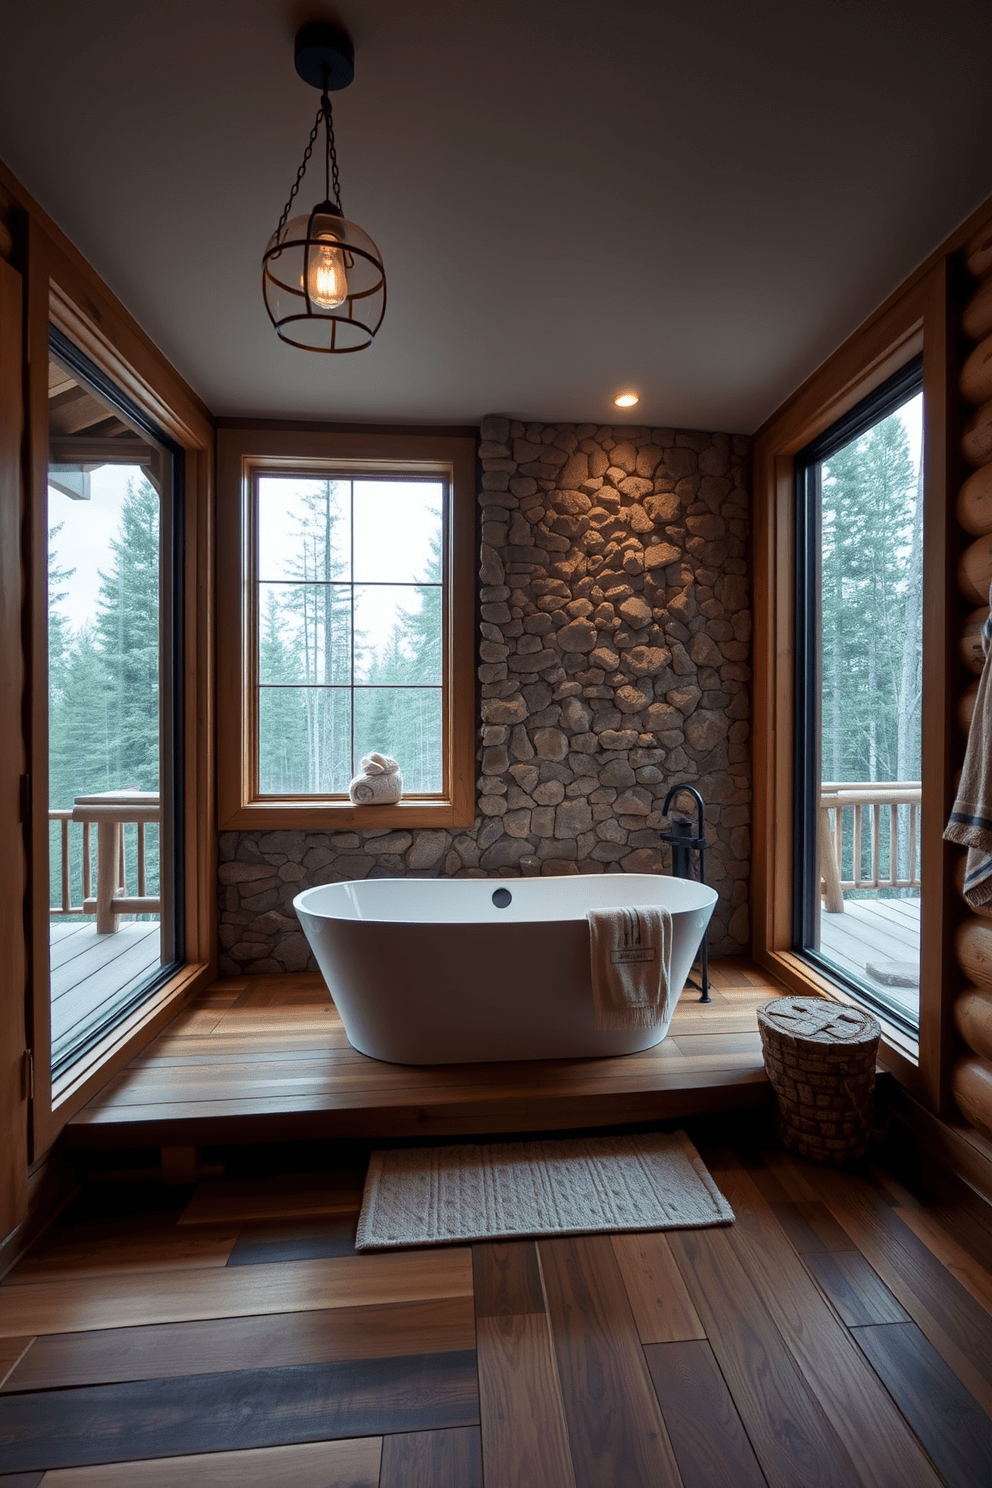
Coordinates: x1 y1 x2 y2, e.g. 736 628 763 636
66 960 785 1149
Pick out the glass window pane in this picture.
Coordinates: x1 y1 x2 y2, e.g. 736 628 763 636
803 387 923 1028
257 477 351 582
352 480 443 583
354 687 442 794
259 687 352 794
47 345 178 1076
354 583 442 685
258 582 352 685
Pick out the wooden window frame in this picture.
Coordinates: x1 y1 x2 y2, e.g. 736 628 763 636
751 262 957 1110
217 426 477 830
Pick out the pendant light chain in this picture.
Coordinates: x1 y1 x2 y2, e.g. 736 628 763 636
323 92 344 216
275 104 324 239
275 92 344 242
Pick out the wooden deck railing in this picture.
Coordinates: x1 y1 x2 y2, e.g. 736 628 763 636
49 791 161 932
819 781 922 913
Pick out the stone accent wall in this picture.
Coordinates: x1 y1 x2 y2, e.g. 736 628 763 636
218 418 751 976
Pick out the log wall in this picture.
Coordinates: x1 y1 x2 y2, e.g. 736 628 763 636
951 216 992 1145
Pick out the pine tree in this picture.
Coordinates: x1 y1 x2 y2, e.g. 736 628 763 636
47 524 75 723
820 412 914 785
258 589 310 793
50 626 113 804
279 481 351 792
95 476 160 792
354 519 444 790
818 408 919 885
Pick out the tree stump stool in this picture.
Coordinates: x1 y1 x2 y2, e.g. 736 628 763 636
757 997 880 1163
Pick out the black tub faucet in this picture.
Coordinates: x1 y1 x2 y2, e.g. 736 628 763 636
659 785 710 1003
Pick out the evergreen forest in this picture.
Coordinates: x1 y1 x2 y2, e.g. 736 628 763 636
48 474 161 912
818 399 923 888
257 479 443 797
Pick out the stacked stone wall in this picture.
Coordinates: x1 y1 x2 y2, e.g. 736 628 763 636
218 417 752 975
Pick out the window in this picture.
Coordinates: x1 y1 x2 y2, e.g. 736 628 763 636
217 428 476 829
46 329 184 1076
794 357 924 1032
255 473 444 797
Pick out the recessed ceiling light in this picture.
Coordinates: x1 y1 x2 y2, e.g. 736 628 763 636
612 391 639 408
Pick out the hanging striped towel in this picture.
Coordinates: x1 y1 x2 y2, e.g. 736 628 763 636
945 608 992 907
586 905 673 1029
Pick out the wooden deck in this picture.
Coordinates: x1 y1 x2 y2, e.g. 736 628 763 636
3 1133 992 1482
818 896 920 1019
51 921 162 1070
66 960 786 1149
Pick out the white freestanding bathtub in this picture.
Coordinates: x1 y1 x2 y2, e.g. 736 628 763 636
294 873 717 1065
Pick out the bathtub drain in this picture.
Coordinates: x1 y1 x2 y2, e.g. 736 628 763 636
492 887 512 909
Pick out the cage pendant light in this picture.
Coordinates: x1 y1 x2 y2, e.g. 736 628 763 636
262 23 385 353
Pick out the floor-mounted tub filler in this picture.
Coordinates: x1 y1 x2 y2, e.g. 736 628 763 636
294 873 717 1064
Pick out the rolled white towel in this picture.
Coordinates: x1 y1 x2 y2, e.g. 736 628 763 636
349 752 403 806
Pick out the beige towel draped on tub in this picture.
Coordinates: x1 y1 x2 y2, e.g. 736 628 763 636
586 905 674 1029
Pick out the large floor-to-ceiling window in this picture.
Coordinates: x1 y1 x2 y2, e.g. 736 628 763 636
794 358 924 1031
46 333 183 1076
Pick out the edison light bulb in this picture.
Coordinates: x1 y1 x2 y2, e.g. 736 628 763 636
307 233 348 309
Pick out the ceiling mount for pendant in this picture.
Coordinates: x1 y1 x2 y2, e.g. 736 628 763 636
293 22 354 91
261 20 386 354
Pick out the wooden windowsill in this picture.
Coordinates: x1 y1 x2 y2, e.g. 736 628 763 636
51 960 214 1116
218 798 477 831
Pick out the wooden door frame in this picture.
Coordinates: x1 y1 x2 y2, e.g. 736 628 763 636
0 243 29 1238
751 263 956 1111
12 187 217 1159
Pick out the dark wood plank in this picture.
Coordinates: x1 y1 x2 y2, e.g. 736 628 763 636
4 1221 238 1283
804 1251 912 1327
0 1248 472 1335
2 1298 475 1390
378 1426 482 1488
0 1351 479 1473
809 1160 992 1418
0 1341 32 1389
19 1438 382 1485
226 1214 358 1265
538 1234 683 1487
610 1233 705 1344
179 1172 363 1225
644 1339 768 1488
893 1205 992 1317
767 1201 855 1255
707 1154 942 1488
926 1199 992 1277
853 1322 992 1488
667 1223 860 1488
472 1241 545 1318
476 1312 576 1488
737 1162 791 1204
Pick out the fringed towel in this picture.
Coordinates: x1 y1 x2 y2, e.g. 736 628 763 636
587 905 673 1029
945 608 992 908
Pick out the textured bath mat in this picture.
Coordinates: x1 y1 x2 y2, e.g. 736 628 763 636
355 1129 733 1250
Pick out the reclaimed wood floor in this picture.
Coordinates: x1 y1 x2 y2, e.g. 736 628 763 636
3 1136 992 1483
66 960 784 1149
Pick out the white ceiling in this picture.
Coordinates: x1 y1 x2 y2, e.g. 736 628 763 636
1 0 991 433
